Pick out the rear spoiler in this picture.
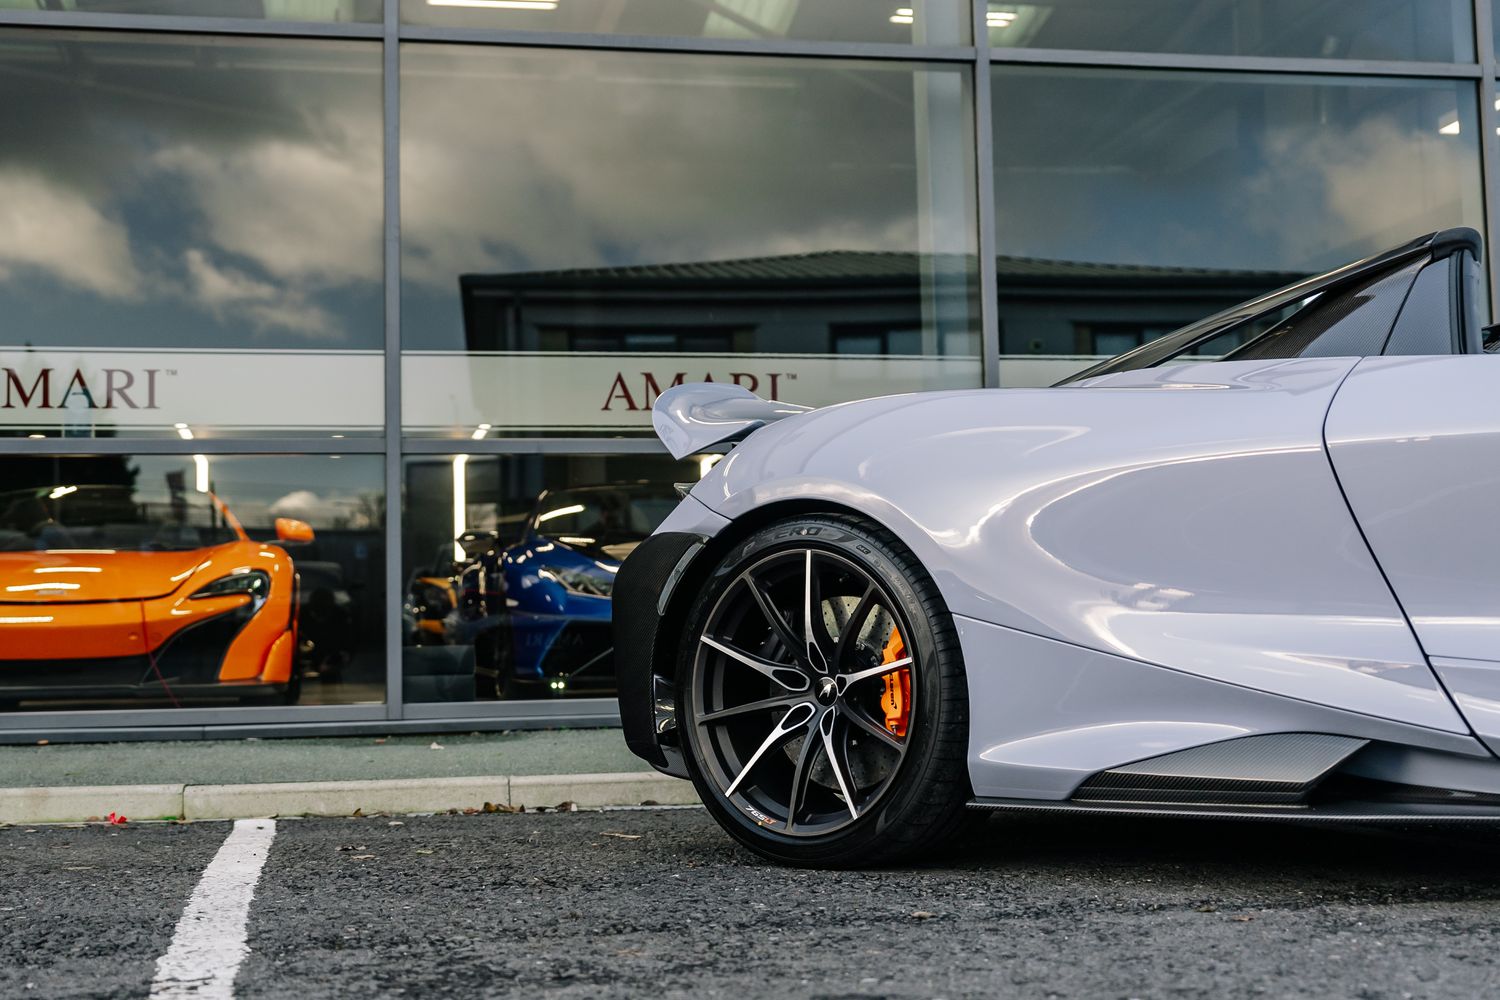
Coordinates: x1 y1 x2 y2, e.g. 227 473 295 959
652 383 811 460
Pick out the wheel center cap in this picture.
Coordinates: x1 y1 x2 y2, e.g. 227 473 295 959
816 676 838 705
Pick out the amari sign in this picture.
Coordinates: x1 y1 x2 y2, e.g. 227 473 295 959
0 350 384 433
0 349 980 435
400 352 982 434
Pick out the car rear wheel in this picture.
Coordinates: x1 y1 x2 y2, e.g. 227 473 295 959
678 514 970 867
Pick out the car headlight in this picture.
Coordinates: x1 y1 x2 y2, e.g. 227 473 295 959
191 570 271 609
537 565 613 598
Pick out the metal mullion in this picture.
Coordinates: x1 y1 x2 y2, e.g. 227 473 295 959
383 0 404 723
988 46 1484 80
401 437 672 455
0 437 384 455
0 9 382 39
973 1 998 389
1475 0 1500 317
398 24 975 63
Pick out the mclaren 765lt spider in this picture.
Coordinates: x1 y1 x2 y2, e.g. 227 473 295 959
614 227 1500 866
0 485 313 707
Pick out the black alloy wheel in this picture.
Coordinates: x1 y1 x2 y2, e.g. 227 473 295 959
679 514 970 866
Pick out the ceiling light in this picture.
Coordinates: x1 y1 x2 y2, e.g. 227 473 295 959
427 0 559 9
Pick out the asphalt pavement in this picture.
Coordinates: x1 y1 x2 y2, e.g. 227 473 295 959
6 808 1500 999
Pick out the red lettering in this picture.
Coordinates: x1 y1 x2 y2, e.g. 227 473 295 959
602 372 638 411
59 369 98 409
729 372 758 393
144 369 160 410
767 373 782 399
641 372 687 406
104 369 137 409
2 368 50 409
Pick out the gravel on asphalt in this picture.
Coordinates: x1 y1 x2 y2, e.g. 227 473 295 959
5 808 1500 998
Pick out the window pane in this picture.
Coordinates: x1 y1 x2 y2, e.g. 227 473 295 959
0 1 380 22
401 0 970 45
991 68 1484 385
402 453 697 702
401 46 980 437
0 31 384 438
986 0 1472 61
0 454 385 711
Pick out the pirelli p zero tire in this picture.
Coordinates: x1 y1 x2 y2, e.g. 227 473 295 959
678 514 971 867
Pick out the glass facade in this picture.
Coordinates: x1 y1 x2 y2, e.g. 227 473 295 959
0 1 1496 733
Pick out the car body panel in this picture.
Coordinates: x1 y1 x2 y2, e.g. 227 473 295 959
692 357 1461 733
0 489 301 700
0 549 208 603
1325 354 1500 664
958 615 1485 800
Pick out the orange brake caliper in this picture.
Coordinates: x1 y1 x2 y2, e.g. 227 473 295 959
879 627 912 738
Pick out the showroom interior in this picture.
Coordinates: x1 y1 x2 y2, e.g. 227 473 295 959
0 0 1494 741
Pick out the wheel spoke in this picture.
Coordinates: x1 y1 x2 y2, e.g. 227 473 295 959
832 583 879 672
699 695 805 725
841 701 904 752
724 702 816 797
835 655 913 694
784 724 822 832
700 635 810 691
818 709 858 819
743 571 802 665
803 550 830 673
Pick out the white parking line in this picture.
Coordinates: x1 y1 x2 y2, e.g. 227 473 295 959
149 819 276 999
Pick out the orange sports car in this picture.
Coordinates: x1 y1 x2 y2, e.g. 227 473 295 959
0 484 313 707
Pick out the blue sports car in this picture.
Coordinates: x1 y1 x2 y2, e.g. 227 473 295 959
478 484 681 698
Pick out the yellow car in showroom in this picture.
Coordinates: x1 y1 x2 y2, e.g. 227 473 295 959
0 484 313 708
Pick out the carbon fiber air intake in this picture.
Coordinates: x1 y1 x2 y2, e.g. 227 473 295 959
1071 733 1368 806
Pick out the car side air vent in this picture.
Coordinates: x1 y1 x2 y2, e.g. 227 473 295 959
1071 733 1368 807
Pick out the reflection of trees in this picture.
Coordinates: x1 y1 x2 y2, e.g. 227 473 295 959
332 490 385 531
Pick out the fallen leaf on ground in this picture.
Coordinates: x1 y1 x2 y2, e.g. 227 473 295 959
387 821 404 827
351 808 364 818
105 812 127 826
350 854 377 861
429 742 445 750
1195 905 1217 913
414 849 434 855
1231 916 1255 922
600 832 642 840
35 739 48 746
373 738 387 744
336 845 368 852
909 911 938 920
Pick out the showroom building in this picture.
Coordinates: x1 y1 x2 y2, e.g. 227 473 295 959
0 0 1494 740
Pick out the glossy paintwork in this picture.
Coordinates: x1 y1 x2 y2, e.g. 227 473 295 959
0 500 301 685
956 616 1484 800
684 358 1460 734
1428 656 1500 758
1326 355 1500 663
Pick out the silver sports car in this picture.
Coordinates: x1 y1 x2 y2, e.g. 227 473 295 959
614 228 1500 866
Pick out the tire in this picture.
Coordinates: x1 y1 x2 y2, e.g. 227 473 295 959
677 514 971 867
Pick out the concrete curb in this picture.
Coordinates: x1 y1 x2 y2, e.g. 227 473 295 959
0 771 699 825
